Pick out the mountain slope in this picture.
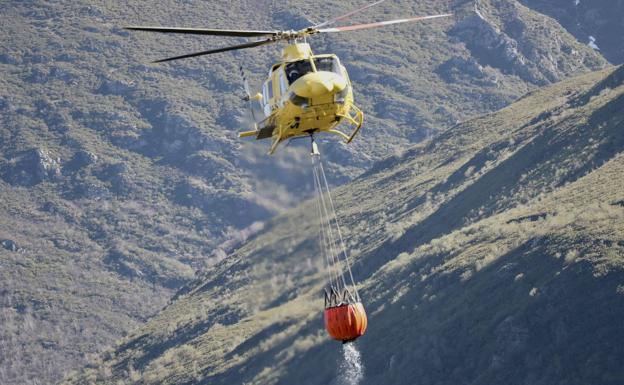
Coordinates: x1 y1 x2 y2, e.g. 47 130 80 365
0 1 613 384
520 0 624 64
64 65 624 384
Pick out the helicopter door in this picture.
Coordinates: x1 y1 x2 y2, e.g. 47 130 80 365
262 80 274 116
278 70 288 105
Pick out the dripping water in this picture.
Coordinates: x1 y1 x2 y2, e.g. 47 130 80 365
338 343 364 385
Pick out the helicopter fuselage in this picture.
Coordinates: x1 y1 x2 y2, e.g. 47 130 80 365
127 11 453 155
239 43 363 154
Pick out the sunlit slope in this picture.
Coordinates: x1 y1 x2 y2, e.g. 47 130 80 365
64 65 624 384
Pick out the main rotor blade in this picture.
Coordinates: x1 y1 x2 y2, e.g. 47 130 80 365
318 13 453 34
313 0 387 29
152 38 275 63
125 26 280 38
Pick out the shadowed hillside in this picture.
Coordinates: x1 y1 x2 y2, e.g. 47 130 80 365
64 65 624 384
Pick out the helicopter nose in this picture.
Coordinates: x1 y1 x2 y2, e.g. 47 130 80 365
292 72 347 98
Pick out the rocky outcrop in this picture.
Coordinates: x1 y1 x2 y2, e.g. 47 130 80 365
68 180 111 200
451 13 536 81
97 78 137 96
520 0 624 64
1 239 19 252
94 162 134 196
450 0 606 85
1 148 61 186
64 150 97 172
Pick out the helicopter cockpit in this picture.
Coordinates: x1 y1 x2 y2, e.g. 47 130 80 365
285 56 342 84
314 57 342 75
285 60 312 84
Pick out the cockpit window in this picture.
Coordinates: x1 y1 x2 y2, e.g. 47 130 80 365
314 57 341 75
285 60 313 84
284 57 342 84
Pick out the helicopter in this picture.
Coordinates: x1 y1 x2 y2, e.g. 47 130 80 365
126 1 452 154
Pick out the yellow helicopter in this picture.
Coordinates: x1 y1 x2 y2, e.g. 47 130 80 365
126 1 451 154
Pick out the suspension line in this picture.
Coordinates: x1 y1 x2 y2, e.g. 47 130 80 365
312 155 347 292
311 137 360 305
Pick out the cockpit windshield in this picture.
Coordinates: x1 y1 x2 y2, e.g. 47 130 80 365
285 60 313 84
314 57 341 75
285 57 342 84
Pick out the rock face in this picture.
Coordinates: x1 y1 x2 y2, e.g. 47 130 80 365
450 0 607 85
1 148 61 186
64 150 97 172
520 0 624 64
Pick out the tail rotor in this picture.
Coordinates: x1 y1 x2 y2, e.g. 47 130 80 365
238 61 259 131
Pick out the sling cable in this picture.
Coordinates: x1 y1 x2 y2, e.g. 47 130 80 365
311 137 367 343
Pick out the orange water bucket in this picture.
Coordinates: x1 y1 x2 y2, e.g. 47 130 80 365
324 302 367 342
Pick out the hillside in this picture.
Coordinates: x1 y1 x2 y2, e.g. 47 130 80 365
0 1 617 384
64 65 624 384
519 0 624 64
